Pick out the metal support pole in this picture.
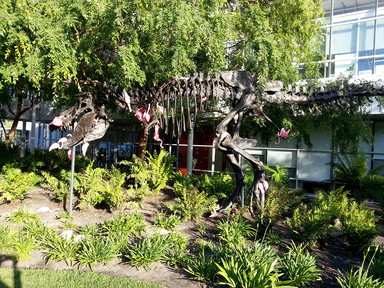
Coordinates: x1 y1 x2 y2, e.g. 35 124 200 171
69 146 75 213
187 120 194 174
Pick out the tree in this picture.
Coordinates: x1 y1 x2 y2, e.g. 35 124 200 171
62 0 325 156
0 0 78 144
1 0 326 153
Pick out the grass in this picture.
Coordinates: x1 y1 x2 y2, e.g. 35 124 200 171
0 268 165 288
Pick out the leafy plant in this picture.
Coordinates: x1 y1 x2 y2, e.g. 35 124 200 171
265 164 290 188
42 234 79 267
126 233 172 270
7 206 39 224
145 149 175 194
185 246 223 282
216 243 287 288
331 152 384 204
60 220 79 231
154 213 182 231
164 232 189 267
10 230 38 261
194 172 235 203
337 247 384 288
264 232 283 246
371 246 384 281
76 237 119 271
217 215 255 248
0 168 40 202
103 166 127 208
101 212 146 251
0 224 39 261
75 162 106 209
0 225 18 255
280 242 322 287
41 171 70 201
123 150 175 199
286 187 378 250
56 211 73 221
256 183 305 232
168 187 217 221
341 201 378 252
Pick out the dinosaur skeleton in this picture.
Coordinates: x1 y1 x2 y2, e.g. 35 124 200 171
49 70 384 215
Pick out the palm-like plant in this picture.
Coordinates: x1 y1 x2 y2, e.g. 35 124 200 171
331 153 384 204
146 149 175 194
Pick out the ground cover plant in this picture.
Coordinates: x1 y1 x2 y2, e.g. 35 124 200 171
0 149 383 288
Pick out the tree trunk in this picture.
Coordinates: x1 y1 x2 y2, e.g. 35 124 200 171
5 92 23 145
137 126 149 159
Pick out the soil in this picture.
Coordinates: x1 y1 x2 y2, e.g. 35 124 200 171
0 187 383 288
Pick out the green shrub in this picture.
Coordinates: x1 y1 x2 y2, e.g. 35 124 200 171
194 172 235 203
76 238 119 271
217 215 255 248
0 167 40 202
167 187 217 221
103 166 127 208
286 187 378 250
73 162 128 210
123 150 175 199
341 201 378 252
337 247 384 288
75 162 106 209
256 184 305 232
331 153 384 204
7 206 39 224
185 246 223 282
280 242 322 287
216 243 284 288
41 170 70 200
0 142 19 170
164 232 190 267
371 246 384 281
100 212 146 251
126 233 172 270
154 213 182 231
9 230 38 261
41 233 79 267
0 224 38 261
17 148 90 175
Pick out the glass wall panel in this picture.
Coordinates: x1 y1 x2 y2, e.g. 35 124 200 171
379 0 384 16
333 58 357 76
331 23 357 55
323 0 332 19
358 20 375 75
376 57 384 74
333 0 377 17
358 58 373 75
321 28 331 60
376 19 384 54
359 21 375 53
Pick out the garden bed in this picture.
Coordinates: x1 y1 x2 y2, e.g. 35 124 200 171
0 187 383 288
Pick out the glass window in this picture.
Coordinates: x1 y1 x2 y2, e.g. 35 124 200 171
375 57 384 74
333 0 377 16
331 23 358 55
333 58 357 76
376 19 384 54
358 58 373 75
378 0 384 16
321 28 331 60
358 20 375 75
359 21 375 53
322 0 332 19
